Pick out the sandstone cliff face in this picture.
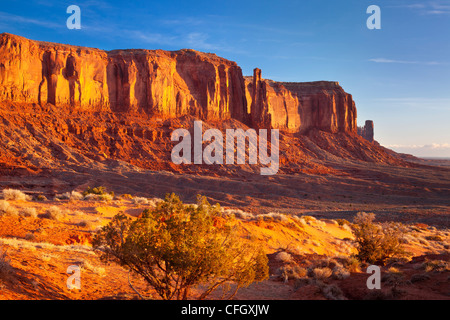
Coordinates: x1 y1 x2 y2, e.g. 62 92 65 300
0 33 357 133
245 70 357 133
0 33 247 120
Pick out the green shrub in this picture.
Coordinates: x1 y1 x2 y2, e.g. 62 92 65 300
93 193 269 300
351 212 406 265
83 186 114 197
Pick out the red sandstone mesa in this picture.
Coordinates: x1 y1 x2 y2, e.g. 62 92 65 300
0 33 357 134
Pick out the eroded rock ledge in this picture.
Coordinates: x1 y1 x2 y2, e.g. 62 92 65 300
0 33 357 134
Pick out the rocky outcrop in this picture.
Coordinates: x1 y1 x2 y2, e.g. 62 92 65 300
245 70 357 133
0 33 357 133
358 120 374 142
0 33 248 121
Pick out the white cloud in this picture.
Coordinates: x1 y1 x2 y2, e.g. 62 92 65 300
388 143 450 149
387 143 450 157
369 58 443 65
0 11 61 29
185 32 221 51
387 1 450 14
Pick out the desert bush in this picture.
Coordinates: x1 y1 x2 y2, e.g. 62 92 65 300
410 273 431 283
223 209 253 220
25 233 36 241
120 194 133 199
302 215 317 224
275 251 293 263
388 267 402 274
316 257 342 269
381 270 405 286
41 206 63 220
320 283 346 300
311 267 333 280
70 191 84 200
131 196 162 207
78 259 106 276
257 212 289 223
336 219 351 227
77 220 94 229
2 189 31 201
332 266 350 280
351 212 406 264
0 200 18 217
19 207 38 218
55 191 83 201
363 290 393 300
132 196 150 205
93 193 269 300
421 260 450 272
0 246 12 277
278 265 307 282
83 193 113 202
83 186 114 198
34 195 47 201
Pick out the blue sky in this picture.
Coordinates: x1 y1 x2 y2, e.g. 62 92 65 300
1 0 449 157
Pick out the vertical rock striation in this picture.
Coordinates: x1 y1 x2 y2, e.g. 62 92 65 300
245 69 357 133
0 33 358 134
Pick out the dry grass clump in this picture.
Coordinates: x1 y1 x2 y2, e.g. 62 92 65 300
256 212 289 223
301 215 317 224
132 196 150 205
0 237 94 255
381 268 405 286
295 217 307 226
24 233 36 241
278 265 308 282
76 220 95 229
19 207 38 218
222 208 253 220
0 200 18 217
332 266 350 280
77 259 106 276
410 273 431 283
83 193 113 202
421 260 450 272
319 282 346 300
41 206 63 220
275 251 293 263
336 219 351 227
54 191 84 201
0 246 12 277
34 194 47 201
2 189 31 201
311 267 333 280
343 257 361 273
131 197 162 207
